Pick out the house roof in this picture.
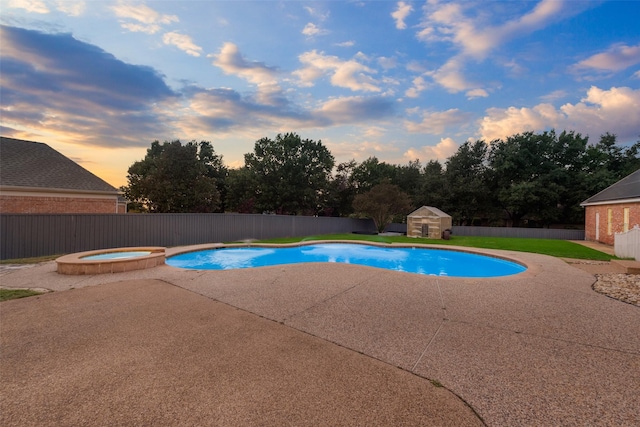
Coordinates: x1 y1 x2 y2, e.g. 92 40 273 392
0 136 118 194
581 168 640 206
408 206 451 218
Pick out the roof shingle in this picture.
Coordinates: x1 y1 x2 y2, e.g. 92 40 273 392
581 168 640 205
0 136 118 193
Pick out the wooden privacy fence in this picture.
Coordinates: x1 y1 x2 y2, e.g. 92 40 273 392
0 213 376 260
614 226 640 261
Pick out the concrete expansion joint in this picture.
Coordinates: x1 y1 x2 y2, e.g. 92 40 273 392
412 319 445 371
454 319 639 356
282 283 361 323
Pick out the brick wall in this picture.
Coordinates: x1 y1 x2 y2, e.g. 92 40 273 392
0 195 121 214
584 202 640 246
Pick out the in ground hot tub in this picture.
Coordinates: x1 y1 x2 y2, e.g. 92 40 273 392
56 247 166 275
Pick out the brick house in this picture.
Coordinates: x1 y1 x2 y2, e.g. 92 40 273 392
581 169 640 246
0 137 126 214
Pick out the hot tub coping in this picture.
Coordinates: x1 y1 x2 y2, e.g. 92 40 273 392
56 247 166 275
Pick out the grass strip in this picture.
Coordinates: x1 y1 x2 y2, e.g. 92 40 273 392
0 288 43 302
255 233 613 261
0 255 60 265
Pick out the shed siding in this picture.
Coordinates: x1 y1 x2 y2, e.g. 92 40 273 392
407 206 452 239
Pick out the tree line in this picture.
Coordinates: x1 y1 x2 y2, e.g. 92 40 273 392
123 131 639 228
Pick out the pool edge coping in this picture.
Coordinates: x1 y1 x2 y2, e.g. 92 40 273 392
165 240 535 279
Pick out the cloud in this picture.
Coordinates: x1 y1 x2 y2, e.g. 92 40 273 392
55 1 86 16
327 137 400 162
7 0 49 14
539 90 568 103
315 96 395 125
176 86 395 138
404 137 459 162
428 57 478 94
405 76 428 98
211 42 278 85
302 23 329 36
392 1 413 30
163 32 202 57
210 42 283 105
294 50 381 92
466 88 488 99
378 56 397 70
111 1 178 34
302 5 330 37
478 86 640 143
304 6 329 21
0 25 176 147
404 108 473 134
335 40 355 47
420 0 571 59
572 43 640 75
418 0 586 94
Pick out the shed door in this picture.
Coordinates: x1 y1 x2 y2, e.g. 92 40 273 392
421 224 429 237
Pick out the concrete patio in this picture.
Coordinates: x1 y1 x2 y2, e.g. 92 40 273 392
1 245 638 426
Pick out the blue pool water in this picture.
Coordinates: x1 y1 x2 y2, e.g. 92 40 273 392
167 243 526 278
82 251 152 260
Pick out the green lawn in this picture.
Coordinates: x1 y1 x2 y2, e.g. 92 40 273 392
255 233 613 261
0 288 43 302
0 255 60 265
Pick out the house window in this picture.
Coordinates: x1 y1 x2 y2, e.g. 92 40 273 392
607 208 612 235
623 207 630 232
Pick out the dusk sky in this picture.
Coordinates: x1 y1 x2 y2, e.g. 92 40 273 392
1 0 639 187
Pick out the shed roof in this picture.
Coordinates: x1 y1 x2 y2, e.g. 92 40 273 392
408 206 451 218
0 136 118 193
581 168 640 206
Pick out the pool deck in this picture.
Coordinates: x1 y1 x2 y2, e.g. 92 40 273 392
1 245 639 426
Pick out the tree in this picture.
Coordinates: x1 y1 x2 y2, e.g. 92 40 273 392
583 133 640 189
125 140 221 213
350 157 396 193
198 140 228 210
443 140 492 225
488 131 566 226
326 160 359 217
243 133 335 214
392 159 424 206
352 182 413 232
224 167 258 213
485 130 638 226
415 160 446 208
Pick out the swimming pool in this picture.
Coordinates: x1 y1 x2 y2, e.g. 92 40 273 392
167 243 526 278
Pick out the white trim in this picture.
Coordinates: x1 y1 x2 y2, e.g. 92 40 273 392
0 185 120 197
0 188 119 200
580 198 640 207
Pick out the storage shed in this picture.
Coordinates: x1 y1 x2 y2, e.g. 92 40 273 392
407 206 452 239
